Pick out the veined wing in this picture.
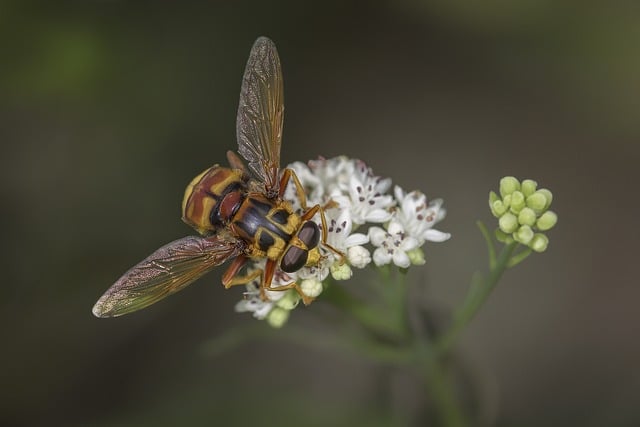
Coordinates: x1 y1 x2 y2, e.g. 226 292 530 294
92 235 241 318
236 36 283 195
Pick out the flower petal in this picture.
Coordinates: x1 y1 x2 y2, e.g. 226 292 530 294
401 236 419 251
364 209 393 223
424 229 451 242
387 220 405 235
392 251 411 268
368 227 387 246
373 247 391 266
344 232 369 247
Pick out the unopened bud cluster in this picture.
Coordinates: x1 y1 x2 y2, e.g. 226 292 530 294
489 177 557 252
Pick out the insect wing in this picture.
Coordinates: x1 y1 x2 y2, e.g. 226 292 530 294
236 36 283 195
92 235 241 318
226 150 249 175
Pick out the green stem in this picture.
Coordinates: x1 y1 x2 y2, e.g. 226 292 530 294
435 241 518 356
322 279 400 337
390 268 410 340
417 343 467 427
324 263 496 426
508 247 532 267
476 221 497 269
420 241 520 426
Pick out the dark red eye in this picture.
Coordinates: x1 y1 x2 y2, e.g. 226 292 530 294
281 246 308 273
298 222 320 249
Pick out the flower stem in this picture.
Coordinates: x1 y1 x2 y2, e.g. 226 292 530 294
427 371 466 427
476 221 496 269
322 279 401 338
508 247 532 268
435 241 518 356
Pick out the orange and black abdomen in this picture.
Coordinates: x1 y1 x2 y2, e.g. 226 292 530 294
182 165 247 235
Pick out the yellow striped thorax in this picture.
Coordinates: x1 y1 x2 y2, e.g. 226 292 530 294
228 194 296 257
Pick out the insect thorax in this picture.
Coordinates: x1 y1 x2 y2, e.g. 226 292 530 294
232 194 301 260
181 165 247 235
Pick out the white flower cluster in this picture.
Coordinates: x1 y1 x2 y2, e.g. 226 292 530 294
235 156 451 327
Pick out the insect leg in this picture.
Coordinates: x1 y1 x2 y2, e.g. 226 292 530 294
261 258 314 305
281 169 345 264
260 259 277 301
278 168 308 209
222 255 261 288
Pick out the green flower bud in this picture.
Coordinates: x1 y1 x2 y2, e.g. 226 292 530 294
526 191 547 213
530 233 549 253
537 188 553 210
514 225 534 245
521 179 538 197
489 191 499 204
330 262 352 281
499 212 519 234
510 191 526 214
407 248 426 265
495 228 513 243
300 278 323 297
518 207 537 226
537 210 557 231
276 290 300 310
503 194 512 209
491 178 556 251
489 191 502 217
491 200 507 217
266 307 290 328
500 176 520 197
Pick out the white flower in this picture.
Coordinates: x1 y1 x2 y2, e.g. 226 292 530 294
296 257 331 282
307 156 355 196
283 161 324 211
369 220 419 268
324 207 370 265
394 186 451 245
234 281 275 320
347 246 371 268
234 264 297 319
235 156 451 326
332 162 394 224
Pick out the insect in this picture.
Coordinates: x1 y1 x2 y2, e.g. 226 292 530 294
93 37 339 318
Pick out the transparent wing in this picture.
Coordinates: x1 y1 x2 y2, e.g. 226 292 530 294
236 36 283 195
92 235 241 318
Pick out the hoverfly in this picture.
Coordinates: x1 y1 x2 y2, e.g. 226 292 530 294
93 37 339 318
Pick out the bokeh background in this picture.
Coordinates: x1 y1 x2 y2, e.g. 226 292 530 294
2 1 639 426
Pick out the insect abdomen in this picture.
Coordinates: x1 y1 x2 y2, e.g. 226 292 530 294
182 165 247 235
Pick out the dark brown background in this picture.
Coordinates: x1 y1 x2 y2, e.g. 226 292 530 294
2 1 639 426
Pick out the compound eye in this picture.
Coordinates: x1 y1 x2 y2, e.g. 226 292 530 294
280 246 308 273
298 221 320 249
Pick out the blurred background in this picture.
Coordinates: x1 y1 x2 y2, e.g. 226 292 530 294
2 1 639 426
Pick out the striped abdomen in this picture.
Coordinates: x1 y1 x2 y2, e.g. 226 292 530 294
181 165 247 236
